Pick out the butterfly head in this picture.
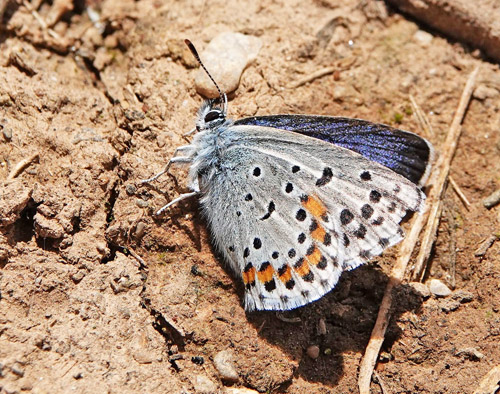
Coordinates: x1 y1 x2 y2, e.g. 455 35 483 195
196 97 228 132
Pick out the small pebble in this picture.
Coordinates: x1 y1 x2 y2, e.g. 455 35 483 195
473 84 498 100
213 350 239 382
483 189 500 209
192 374 217 394
456 347 484 360
225 388 261 394
191 356 204 365
428 279 452 297
73 372 83 379
70 270 85 283
440 299 461 312
413 30 433 46
126 184 137 195
132 350 155 364
136 198 149 208
408 281 431 299
134 222 146 240
194 33 262 98
307 345 320 359
2 128 12 140
11 364 24 377
452 290 474 303
318 318 327 336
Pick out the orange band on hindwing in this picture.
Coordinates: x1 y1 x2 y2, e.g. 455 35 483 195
256 262 274 283
301 194 327 219
243 264 256 287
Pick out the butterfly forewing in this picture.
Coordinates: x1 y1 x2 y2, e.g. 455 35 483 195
234 115 433 186
199 125 426 311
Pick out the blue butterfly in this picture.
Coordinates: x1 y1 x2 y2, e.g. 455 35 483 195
144 39 433 311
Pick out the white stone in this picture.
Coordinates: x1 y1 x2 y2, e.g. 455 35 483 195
413 30 433 46
213 350 239 382
194 33 262 98
428 279 452 297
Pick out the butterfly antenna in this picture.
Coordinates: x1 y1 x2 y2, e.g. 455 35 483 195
185 39 227 115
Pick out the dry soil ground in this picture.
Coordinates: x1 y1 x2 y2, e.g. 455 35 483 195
1 1 499 393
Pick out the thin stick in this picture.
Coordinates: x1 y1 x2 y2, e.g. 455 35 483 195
474 234 499 257
412 66 479 281
358 66 479 394
127 247 148 269
7 153 39 180
288 57 357 89
358 209 427 394
409 94 434 138
414 199 443 280
445 206 457 289
373 371 389 394
288 66 336 89
449 176 471 210
22 0 64 42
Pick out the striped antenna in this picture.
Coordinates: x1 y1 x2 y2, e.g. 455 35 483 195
185 39 227 115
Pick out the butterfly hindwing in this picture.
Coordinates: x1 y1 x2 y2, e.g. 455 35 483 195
199 124 426 311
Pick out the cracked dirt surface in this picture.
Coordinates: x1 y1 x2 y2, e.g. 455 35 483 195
1 1 499 393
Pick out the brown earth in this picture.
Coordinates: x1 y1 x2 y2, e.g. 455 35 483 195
1 1 499 393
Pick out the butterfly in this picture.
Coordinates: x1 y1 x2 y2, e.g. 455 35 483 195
143 39 434 311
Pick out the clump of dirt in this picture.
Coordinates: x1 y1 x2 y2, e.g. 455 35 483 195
1 0 499 393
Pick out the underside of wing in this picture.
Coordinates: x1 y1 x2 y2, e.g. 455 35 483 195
199 125 428 311
234 115 434 186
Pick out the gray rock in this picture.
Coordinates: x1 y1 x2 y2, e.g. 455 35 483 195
452 290 474 303
428 279 452 297
440 299 461 312
213 350 239 382
194 33 262 98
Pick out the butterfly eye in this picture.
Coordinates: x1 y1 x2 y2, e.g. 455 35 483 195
204 110 223 123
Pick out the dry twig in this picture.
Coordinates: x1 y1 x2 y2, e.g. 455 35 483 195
373 371 389 394
358 66 479 394
288 57 356 88
444 205 457 289
21 0 67 46
7 153 39 180
474 234 499 258
409 94 434 138
449 176 471 210
288 66 337 89
412 66 479 281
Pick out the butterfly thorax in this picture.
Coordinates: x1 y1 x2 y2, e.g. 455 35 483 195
186 100 237 193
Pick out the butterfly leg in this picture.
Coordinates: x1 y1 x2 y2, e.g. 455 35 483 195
140 145 194 184
155 191 199 215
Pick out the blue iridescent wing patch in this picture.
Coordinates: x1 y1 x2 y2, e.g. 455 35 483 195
234 115 432 186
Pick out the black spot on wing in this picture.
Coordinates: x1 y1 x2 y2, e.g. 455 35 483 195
316 167 333 186
260 201 276 221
